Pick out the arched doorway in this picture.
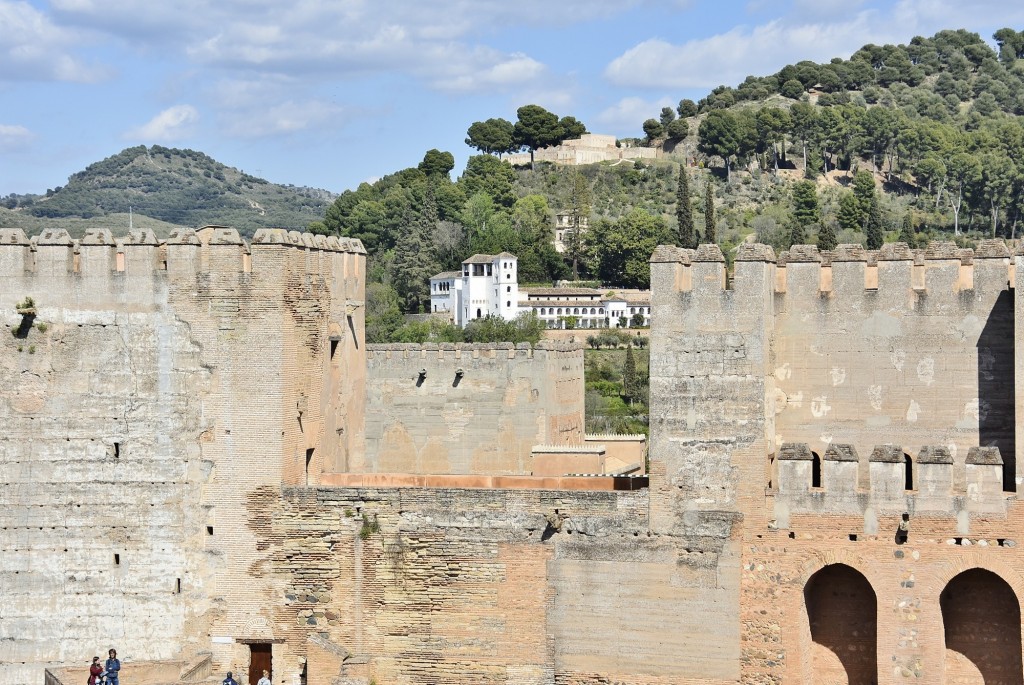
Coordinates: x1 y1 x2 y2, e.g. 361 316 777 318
804 564 877 684
941 568 1022 684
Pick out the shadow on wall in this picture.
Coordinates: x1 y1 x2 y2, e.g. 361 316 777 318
978 290 1015 489
805 564 877 685
941 568 1023 684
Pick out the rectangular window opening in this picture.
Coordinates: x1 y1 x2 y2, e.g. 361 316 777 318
112 442 120 459
175 578 181 594
114 553 120 565
998 538 1006 547
848 534 858 542
207 526 214 536
329 338 339 359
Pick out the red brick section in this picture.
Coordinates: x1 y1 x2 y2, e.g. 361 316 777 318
941 568 1022 683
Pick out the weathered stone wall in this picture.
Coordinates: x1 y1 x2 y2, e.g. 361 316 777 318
649 240 1024 685
0 226 365 685
259 486 742 685
361 342 584 475
772 241 1016 489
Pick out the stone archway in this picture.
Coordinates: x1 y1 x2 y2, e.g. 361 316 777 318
941 568 1023 684
804 563 877 684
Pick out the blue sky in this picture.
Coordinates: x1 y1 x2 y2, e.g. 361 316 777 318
2 0 1024 196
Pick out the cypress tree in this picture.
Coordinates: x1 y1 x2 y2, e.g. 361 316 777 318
391 184 440 313
899 212 915 247
704 181 716 244
622 344 638 405
676 167 696 249
865 198 884 250
817 221 838 251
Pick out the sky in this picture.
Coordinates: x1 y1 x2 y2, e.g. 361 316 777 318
2 0 1024 197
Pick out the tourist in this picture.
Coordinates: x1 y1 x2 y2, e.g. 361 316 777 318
257 669 272 685
88 657 103 685
223 671 239 685
104 649 120 685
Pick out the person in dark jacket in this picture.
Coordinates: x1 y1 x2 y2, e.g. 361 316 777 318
104 649 120 685
88 657 103 685
223 672 239 685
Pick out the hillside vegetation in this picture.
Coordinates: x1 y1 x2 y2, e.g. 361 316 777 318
315 27 1024 341
1 145 335 237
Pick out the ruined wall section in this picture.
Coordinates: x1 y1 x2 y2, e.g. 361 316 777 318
361 342 584 475
261 485 743 685
773 241 1015 489
0 227 365 684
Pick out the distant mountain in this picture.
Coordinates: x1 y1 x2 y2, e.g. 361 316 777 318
0 145 336 237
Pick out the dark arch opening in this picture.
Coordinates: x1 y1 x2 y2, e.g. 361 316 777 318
941 568 1023 684
811 451 822 488
904 453 914 491
804 564 877 684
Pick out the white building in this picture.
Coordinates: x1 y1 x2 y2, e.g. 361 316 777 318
519 287 651 329
430 252 651 330
428 270 462 321
430 253 519 327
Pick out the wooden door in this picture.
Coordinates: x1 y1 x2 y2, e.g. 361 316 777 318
248 644 272 685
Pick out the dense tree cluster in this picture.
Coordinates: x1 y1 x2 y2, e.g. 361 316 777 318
465 105 588 170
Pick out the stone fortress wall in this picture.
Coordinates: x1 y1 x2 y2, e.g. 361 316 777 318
12 230 1024 685
650 239 1024 684
0 225 365 685
361 342 584 475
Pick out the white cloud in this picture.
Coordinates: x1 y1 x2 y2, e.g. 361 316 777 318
40 0 695 94
125 105 200 141
0 123 34 151
222 99 352 138
604 0 1024 90
0 0 105 82
594 96 673 133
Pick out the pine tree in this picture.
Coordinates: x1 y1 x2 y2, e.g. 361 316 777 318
865 198 884 250
676 167 696 249
622 343 638 405
704 181 716 244
817 222 838 251
899 212 916 247
391 184 440 313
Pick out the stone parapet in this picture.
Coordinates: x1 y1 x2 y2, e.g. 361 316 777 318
774 443 1008 529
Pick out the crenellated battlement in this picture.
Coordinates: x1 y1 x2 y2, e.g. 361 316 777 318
0 225 366 313
774 441 1008 532
0 226 364 275
652 239 1013 300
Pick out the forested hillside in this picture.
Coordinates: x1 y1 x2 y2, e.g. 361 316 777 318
0 146 335 237
316 27 1024 341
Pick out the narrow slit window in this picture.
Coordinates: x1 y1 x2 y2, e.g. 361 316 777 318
330 338 339 359
114 553 120 565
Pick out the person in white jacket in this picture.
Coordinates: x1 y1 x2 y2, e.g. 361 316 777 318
257 669 272 685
